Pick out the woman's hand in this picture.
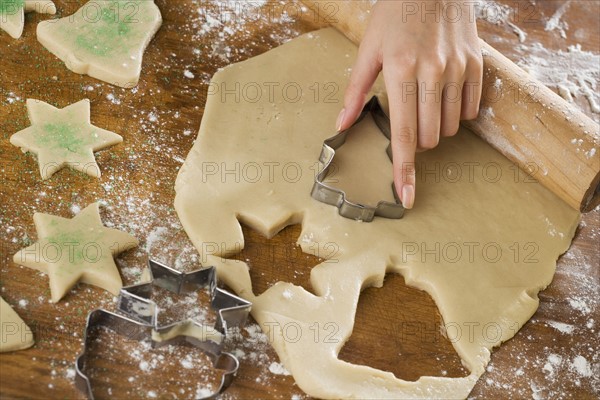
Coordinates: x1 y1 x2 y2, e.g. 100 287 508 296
337 0 483 209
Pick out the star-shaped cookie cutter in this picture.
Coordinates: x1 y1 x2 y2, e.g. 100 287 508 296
75 309 241 400
117 259 252 354
311 96 405 222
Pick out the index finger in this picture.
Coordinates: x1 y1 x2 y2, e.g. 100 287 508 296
383 69 418 209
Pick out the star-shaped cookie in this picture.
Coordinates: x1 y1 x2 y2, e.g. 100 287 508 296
10 99 122 179
0 296 34 352
0 1 56 39
13 203 138 303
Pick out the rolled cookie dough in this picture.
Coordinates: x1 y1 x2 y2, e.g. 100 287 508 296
36 0 162 88
13 202 138 303
0 296 34 352
0 0 55 39
174 28 580 398
10 99 122 179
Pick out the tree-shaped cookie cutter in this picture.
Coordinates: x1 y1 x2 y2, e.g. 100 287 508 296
117 259 252 355
311 96 405 222
75 309 241 400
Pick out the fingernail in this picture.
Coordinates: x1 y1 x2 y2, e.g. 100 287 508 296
402 184 415 209
336 108 346 132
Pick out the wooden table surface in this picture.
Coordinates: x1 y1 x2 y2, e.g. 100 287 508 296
1 1 598 399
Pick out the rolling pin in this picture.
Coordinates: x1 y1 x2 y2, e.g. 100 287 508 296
300 0 600 212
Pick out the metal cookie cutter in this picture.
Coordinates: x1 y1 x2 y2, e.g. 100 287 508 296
311 96 405 222
75 309 241 400
117 259 252 355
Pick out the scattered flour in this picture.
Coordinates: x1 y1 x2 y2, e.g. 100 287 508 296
474 0 527 42
544 1 570 39
507 22 527 43
570 355 592 378
568 297 591 315
542 353 562 377
195 386 213 397
106 93 121 105
145 226 170 252
268 361 291 376
546 321 575 335
192 0 300 64
481 107 495 120
474 0 512 25
180 354 194 369
517 43 600 117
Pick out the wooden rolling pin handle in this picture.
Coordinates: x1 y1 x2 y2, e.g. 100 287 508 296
300 0 600 212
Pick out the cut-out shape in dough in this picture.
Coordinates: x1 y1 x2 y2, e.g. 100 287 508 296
338 273 469 382
175 28 580 398
10 99 122 179
0 296 34 352
13 202 138 303
226 224 322 296
0 0 55 39
36 0 162 88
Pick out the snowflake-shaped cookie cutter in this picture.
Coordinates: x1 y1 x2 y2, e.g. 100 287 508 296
311 96 405 222
117 259 252 354
75 309 241 400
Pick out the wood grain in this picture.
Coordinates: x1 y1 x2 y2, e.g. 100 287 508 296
0 1 598 399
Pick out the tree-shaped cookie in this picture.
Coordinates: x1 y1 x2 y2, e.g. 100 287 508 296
0 0 55 39
10 99 122 179
13 203 139 303
36 0 162 87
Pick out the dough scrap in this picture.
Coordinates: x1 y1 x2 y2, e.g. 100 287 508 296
0 0 55 39
174 29 580 398
10 98 122 179
36 0 162 88
13 202 139 303
0 296 34 352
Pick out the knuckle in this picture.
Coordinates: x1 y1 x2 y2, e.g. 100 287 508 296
396 162 416 178
452 59 468 76
462 106 480 120
443 82 463 102
386 53 418 74
468 53 484 72
344 83 368 102
441 124 460 137
392 126 417 146
418 133 439 149
423 56 446 76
